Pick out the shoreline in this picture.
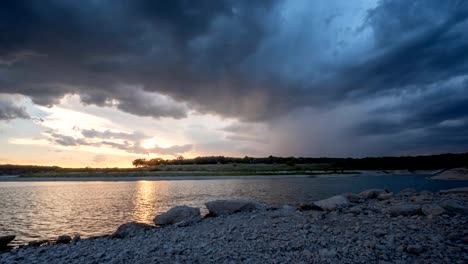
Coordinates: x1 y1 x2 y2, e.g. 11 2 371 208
0 174 321 182
0 170 442 182
1 187 467 263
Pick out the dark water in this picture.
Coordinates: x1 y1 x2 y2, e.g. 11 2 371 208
0 174 467 246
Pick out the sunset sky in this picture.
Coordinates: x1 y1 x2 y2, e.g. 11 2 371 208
1 0 467 167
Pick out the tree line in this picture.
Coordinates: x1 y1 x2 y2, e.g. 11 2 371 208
132 153 468 170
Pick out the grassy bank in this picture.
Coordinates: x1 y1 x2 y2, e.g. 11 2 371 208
16 164 359 178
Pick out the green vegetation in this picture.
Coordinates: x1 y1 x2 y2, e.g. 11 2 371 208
131 153 468 170
0 152 466 178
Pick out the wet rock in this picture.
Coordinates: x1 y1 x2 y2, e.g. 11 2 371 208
438 200 468 215
387 204 422 216
421 204 445 216
111 222 155 238
377 192 394 201
313 195 350 211
0 235 15 248
71 234 81 243
406 244 424 254
439 187 468 195
56 235 72 244
27 239 49 247
205 200 266 216
154 205 201 225
359 189 386 199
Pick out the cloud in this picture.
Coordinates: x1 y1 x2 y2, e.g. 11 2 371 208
0 95 30 120
1 0 467 155
81 129 145 141
152 144 193 156
46 128 192 156
47 132 92 147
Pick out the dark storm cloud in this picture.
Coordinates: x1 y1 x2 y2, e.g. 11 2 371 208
1 0 468 154
354 76 468 153
0 0 279 120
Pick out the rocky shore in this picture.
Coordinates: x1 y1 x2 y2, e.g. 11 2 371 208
1 187 467 263
431 168 468 181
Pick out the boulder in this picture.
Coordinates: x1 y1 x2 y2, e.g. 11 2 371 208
56 235 72 244
421 204 445 216
359 189 385 199
71 234 81 243
439 187 468 195
154 205 201 225
0 235 15 248
313 195 350 211
377 192 394 200
438 200 468 215
28 240 49 247
205 200 267 216
111 222 155 238
387 204 422 216
342 193 361 203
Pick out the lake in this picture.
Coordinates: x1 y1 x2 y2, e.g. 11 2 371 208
1 174 467 246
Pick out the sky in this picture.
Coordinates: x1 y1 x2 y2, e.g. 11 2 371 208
0 0 467 167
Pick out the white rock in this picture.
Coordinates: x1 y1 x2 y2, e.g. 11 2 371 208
421 204 445 216
205 200 267 216
313 195 350 211
342 193 361 202
154 205 201 225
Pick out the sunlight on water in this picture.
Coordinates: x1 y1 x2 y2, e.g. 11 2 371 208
131 181 158 223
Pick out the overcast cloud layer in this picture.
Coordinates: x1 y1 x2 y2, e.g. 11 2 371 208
1 0 468 158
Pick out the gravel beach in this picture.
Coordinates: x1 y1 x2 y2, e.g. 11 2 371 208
1 188 467 264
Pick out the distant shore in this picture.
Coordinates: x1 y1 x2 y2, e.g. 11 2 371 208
0 170 444 182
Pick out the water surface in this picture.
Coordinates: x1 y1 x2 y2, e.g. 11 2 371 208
0 174 466 246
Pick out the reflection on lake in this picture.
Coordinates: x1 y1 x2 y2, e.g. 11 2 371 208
0 175 467 245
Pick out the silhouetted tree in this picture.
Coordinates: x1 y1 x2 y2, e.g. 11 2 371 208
132 158 147 168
